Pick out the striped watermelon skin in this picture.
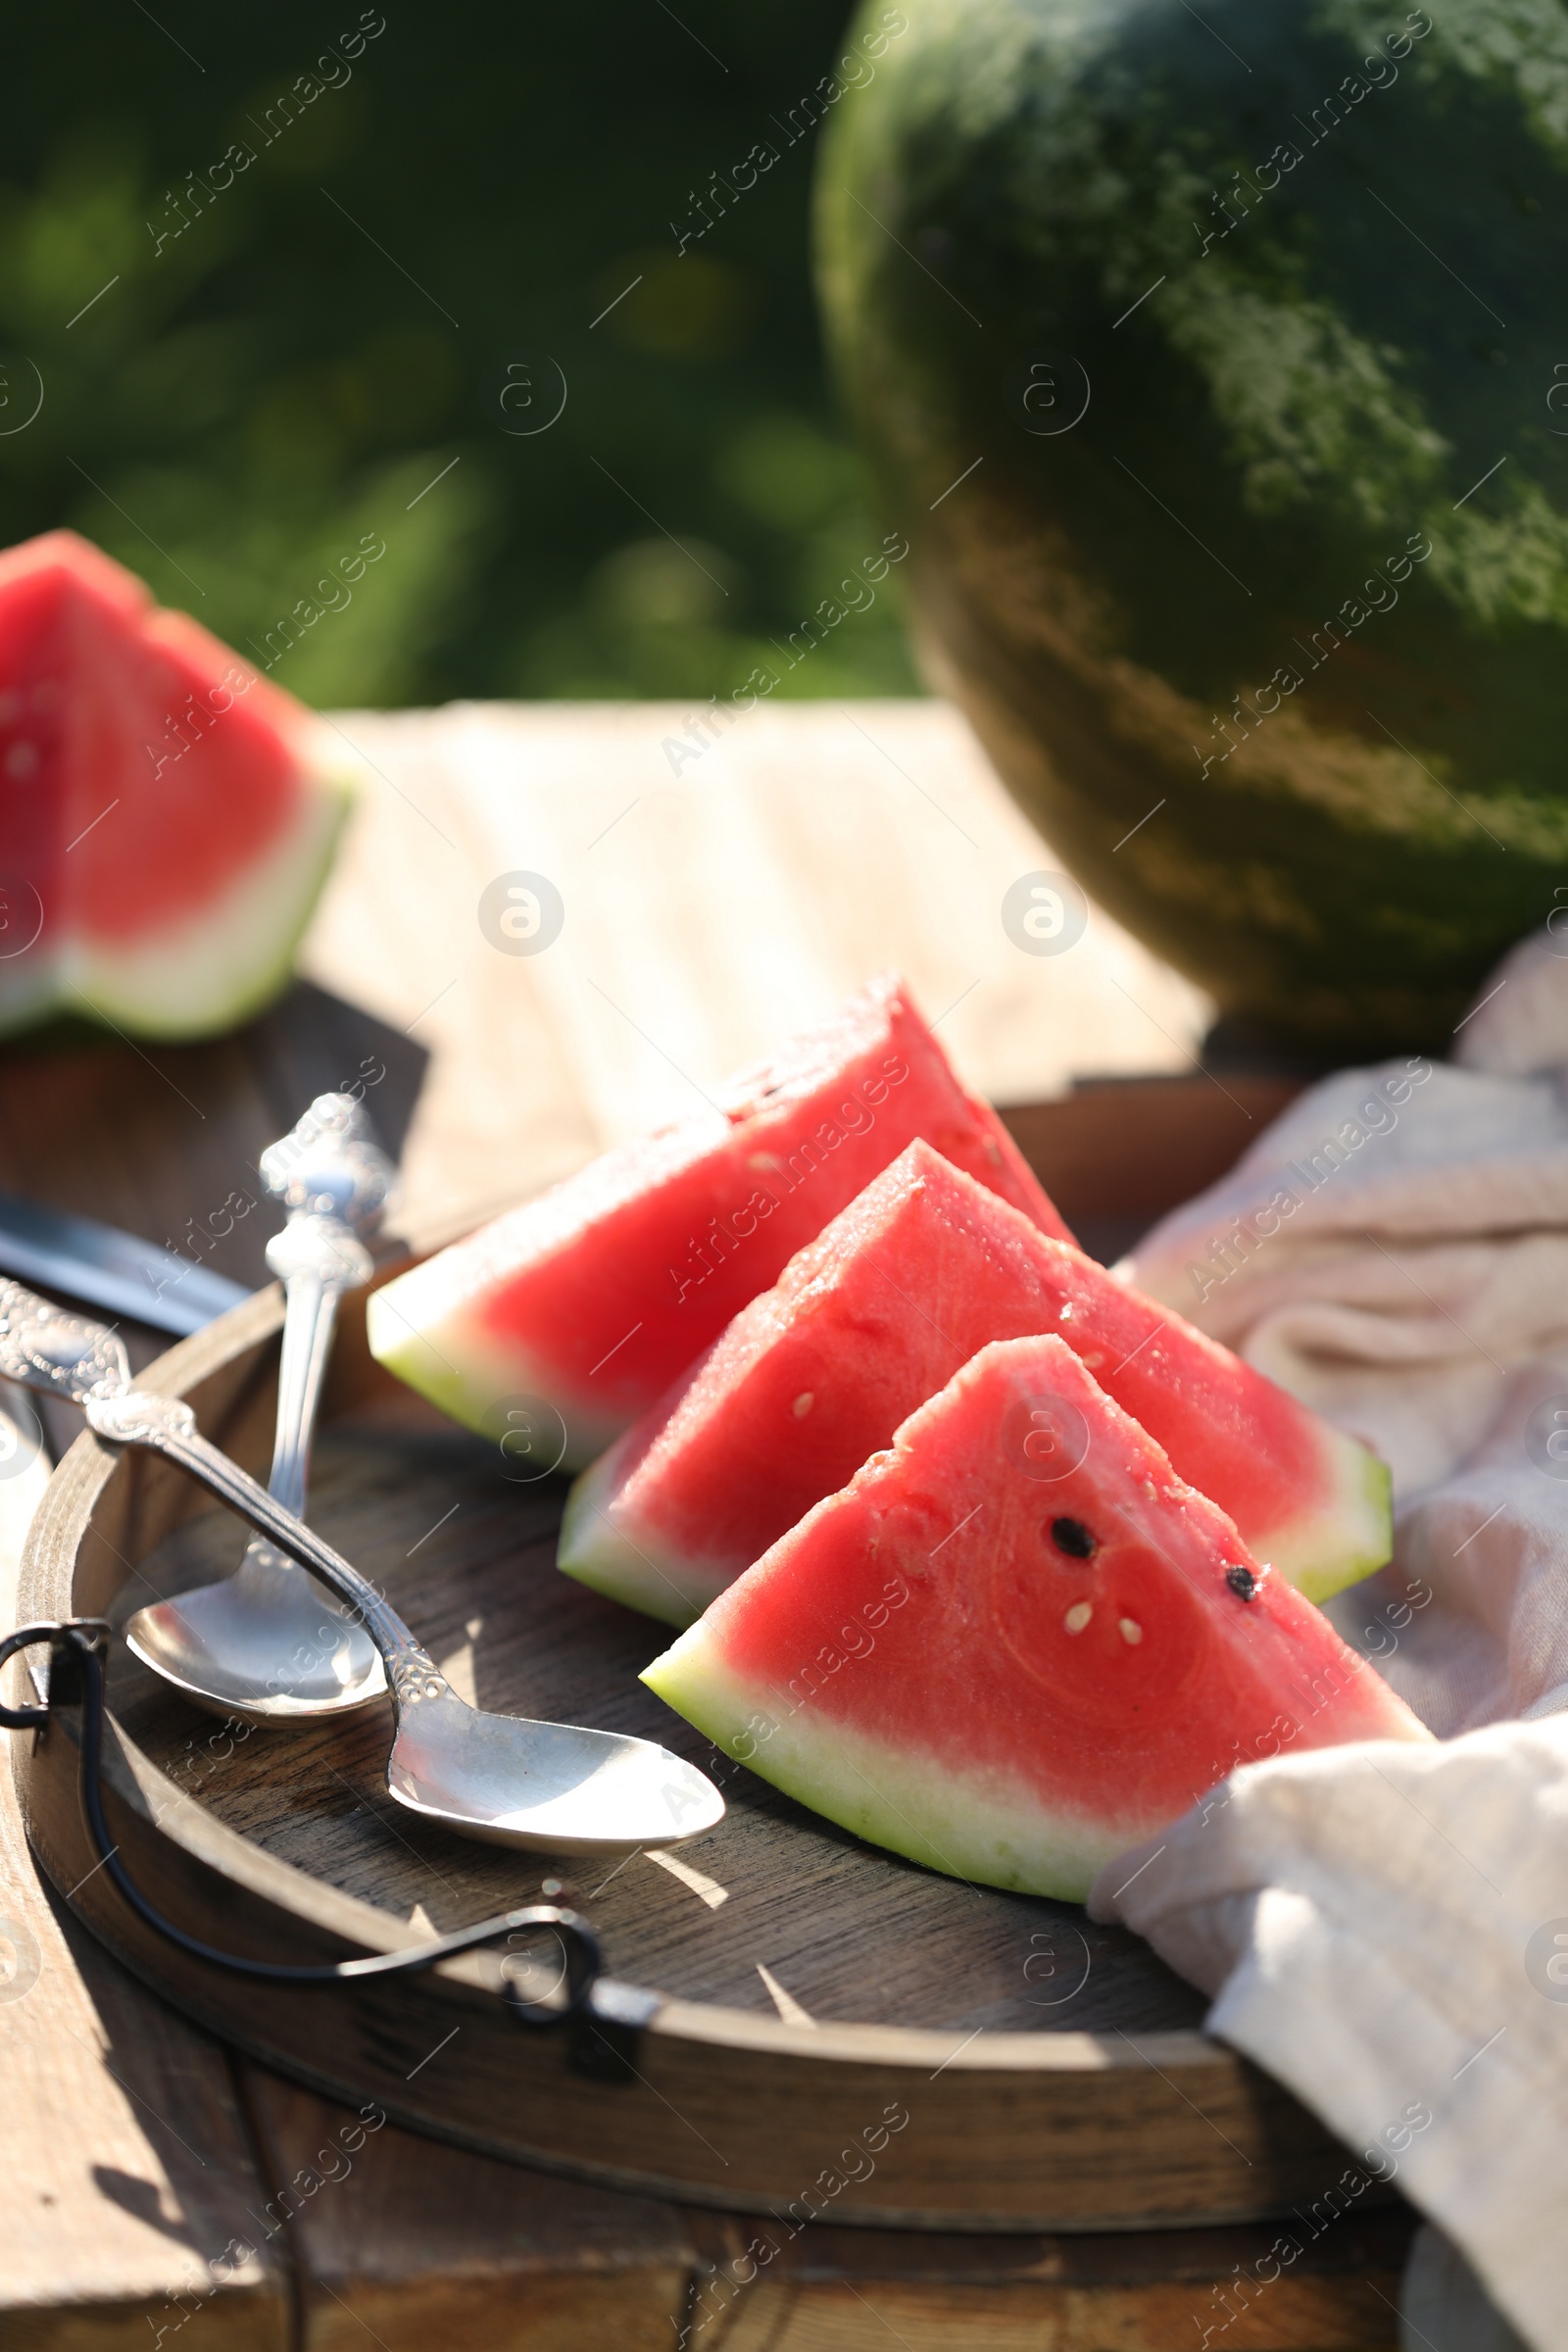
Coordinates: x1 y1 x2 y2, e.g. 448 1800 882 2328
368 976 1071 1468
817 0 1568 1054
644 1336 1429 1900
0 532 350 1039
562 1141 1391 1625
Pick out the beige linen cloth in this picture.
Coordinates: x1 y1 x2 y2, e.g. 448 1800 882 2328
1090 926 1568 2352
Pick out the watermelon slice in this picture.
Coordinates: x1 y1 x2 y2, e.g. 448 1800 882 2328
562 1141 1391 1626
643 1335 1430 1900
368 975 1070 1468
0 531 352 1039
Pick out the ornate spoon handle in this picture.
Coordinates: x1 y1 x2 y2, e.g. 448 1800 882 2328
261 1232 368 1521
82 1388 446 1707
258 1092 390 1517
0 1275 448 1709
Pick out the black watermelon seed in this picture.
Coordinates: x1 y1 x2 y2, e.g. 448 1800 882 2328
1051 1516 1096 1559
1226 1564 1258 1601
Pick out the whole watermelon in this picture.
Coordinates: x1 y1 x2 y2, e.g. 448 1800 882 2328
818 0 1568 1055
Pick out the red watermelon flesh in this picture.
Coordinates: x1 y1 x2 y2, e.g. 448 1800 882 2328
0 531 351 1037
368 975 1071 1468
562 1141 1391 1626
642 1335 1430 1900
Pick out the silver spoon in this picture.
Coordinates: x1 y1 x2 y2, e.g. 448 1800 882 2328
0 1281 723 1855
125 1094 393 1725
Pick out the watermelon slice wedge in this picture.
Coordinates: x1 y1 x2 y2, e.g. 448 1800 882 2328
643 1335 1431 1900
368 975 1071 1468
0 532 353 1038
562 1141 1391 1626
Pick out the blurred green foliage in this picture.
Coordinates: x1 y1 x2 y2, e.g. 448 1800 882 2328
0 2 920 708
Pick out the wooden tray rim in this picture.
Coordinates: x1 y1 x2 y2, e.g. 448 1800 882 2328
16 1278 1238 2082
8 1264 1375 2231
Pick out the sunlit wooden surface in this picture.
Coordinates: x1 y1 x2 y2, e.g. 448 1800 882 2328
301 700 1212 1233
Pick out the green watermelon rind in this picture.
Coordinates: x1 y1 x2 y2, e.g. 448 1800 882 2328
642 1639 1115 1900
1255 1426 1393 1605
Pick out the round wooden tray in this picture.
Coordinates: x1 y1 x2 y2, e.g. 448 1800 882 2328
10 1268 1358 2231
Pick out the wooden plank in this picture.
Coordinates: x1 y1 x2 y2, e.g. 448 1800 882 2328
0 1566 289 2349
710 2284 1396 2349
236 2071 1412 2352
294 716 604 1231
240 2067 693 2352
680 2204 1411 2349
302 703 1213 1175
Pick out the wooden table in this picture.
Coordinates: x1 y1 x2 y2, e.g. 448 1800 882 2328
0 704 1408 2348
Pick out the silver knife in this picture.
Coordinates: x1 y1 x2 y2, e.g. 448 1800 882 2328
0 1190 251 1337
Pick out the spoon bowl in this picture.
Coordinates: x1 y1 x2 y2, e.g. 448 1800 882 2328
124 1092 393 1723
125 1544 387 1727
386 1688 724 1854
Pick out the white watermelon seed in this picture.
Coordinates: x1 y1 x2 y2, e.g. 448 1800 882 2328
1063 1601 1093 1634
792 1392 814 1417
1119 1617 1144 1645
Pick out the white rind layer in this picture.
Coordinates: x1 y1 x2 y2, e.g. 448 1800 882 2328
1266 1426 1393 1604
558 1451 721 1628
642 1636 1123 1902
365 1278 625 1472
0 756 355 1043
